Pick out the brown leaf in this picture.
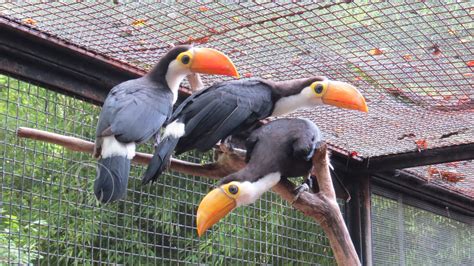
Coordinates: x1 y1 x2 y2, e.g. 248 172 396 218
244 73 252 78
231 16 240 22
457 95 470 106
131 19 146 27
354 76 362 81
199 6 209 12
290 57 301 65
402 54 413 61
443 95 452 101
368 48 383 56
23 18 37 25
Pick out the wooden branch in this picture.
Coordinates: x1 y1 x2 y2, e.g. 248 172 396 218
16 127 234 179
16 127 360 265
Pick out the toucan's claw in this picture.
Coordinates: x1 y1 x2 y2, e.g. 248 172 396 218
292 177 314 204
220 137 235 153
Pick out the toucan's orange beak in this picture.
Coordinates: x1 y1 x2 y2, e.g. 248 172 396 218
322 81 368 112
190 48 239 78
196 187 236 237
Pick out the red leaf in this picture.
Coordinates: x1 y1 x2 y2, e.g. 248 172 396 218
354 76 362 81
415 139 428 151
188 36 210 44
208 28 219 34
467 60 474 67
199 6 209 12
244 73 252 78
368 48 383 56
349 151 358 157
428 167 465 183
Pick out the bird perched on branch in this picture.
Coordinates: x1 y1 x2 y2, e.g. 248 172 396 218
196 118 324 236
93 45 239 203
142 77 368 184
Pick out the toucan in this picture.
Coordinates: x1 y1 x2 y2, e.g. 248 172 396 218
196 118 323 236
93 45 239 203
142 77 367 184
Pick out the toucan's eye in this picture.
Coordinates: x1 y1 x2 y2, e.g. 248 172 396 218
181 55 190 65
314 84 324 94
228 185 239 195
311 82 327 96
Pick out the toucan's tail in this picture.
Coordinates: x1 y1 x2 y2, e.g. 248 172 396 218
142 136 180 185
94 156 130 203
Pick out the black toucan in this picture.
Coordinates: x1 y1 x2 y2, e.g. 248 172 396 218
196 118 323 236
142 77 368 184
93 45 239 203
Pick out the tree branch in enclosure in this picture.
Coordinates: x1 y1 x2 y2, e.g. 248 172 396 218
16 127 360 265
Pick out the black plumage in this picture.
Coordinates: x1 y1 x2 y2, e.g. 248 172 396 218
172 79 274 153
94 45 191 203
219 118 322 185
142 77 323 184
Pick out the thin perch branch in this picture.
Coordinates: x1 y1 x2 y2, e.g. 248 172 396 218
16 127 360 265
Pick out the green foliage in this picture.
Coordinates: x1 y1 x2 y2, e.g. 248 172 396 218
0 74 335 265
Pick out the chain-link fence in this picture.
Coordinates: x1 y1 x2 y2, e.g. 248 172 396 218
1 73 337 265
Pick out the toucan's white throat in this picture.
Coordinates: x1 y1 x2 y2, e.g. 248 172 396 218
165 60 191 104
271 86 323 116
236 172 281 207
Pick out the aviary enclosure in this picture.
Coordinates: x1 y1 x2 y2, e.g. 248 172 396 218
0 2 472 265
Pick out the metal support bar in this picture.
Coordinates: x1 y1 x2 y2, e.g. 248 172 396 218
360 175 372 266
372 171 474 220
331 143 474 173
345 175 363 263
0 20 144 104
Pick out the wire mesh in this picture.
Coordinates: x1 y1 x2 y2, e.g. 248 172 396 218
371 190 473 266
1 1 472 159
0 73 337 265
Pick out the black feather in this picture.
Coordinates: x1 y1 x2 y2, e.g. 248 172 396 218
94 156 130 203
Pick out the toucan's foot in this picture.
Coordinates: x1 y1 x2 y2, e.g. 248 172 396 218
220 137 235 153
291 177 314 204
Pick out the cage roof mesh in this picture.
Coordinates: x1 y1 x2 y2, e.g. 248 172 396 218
1 1 473 198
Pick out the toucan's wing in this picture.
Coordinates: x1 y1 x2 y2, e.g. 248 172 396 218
174 79 274 154
96 79 173 144
244 133 259 163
